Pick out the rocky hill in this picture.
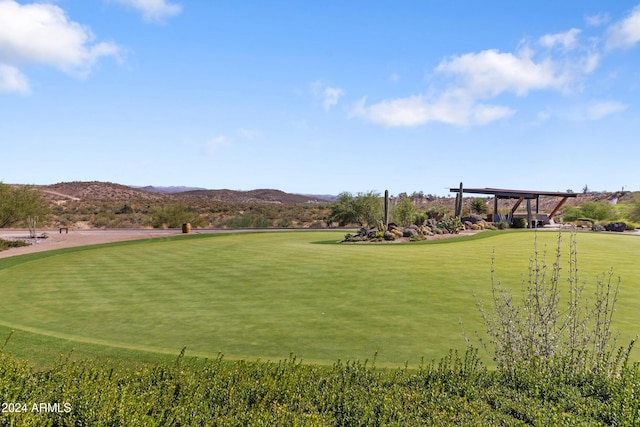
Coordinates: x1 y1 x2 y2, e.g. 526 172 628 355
33 181 330 204
29 181 636 209
38 181 166 202
179 189 329 204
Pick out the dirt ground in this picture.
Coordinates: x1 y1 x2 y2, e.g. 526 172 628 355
0 229 180 259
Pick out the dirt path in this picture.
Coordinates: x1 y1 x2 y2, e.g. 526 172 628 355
0 229 180 259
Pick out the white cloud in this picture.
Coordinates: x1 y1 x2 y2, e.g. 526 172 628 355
353 33 606 128
351 95 515 127
606 5 640 50
0 0 121 84
353 48 566 127
205 135 229 155
581 53 600 73
0 63 29 94
539 28 581 49
585 13 610 27
322 86 344 110
110 0 182 22
435 49 568 97
586 101 628 119
310 81 344 110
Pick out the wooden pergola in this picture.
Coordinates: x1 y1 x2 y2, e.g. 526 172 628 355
449 187 578 228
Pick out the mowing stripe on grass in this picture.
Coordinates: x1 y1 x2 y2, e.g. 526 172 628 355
0 230 638 367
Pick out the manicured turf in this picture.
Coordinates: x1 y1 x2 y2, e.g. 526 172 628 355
0 230 638 367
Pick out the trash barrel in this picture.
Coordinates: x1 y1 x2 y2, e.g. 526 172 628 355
182 223 191 233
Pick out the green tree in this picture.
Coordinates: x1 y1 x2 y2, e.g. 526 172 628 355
628 194 640 223
579 201 615 221
151 203 205 229
328 191 382 227
0 183 50 228
393 196 416 226
562 205 582 221
352 191 382 227
327 192 357 226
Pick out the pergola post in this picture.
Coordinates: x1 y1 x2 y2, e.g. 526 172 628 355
549 196 570 219
449 186 576 226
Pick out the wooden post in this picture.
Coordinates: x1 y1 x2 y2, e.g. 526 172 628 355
549 196 569 218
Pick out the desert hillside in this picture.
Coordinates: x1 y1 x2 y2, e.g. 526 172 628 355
7 181 636 230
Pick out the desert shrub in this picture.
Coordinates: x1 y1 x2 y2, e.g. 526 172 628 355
224 213 272 228
276 217 293 228
151 203 206 229
438 217 463 234
628 194 640 223
470 198 488 215
413 212 427 226
426 206 446 219
511 217 527 228
0 238 29 251
496 221 509 230
476 231 630 376
393 196 416 227
409 233 424 241
562 205 582 222
565 201 616 223
115 204 134 214
580 201 616 221
390 228 403 239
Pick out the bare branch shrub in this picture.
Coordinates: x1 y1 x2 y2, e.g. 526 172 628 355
476 230 631 375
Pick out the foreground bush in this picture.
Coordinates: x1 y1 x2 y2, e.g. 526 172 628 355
1 346 639 426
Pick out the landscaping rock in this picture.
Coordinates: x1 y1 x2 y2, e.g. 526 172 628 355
605 222 627 232
403 228 418 237
461 214 483 224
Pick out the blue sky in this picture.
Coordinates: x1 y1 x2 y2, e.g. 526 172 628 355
1 1 639 196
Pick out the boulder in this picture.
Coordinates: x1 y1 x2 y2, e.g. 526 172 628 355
461 214 483 224
403 228 418 237
605 222 627 232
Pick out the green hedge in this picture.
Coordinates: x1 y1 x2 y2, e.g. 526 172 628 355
1 348 638 426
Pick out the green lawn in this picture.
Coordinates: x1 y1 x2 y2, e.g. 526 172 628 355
0 230 638 368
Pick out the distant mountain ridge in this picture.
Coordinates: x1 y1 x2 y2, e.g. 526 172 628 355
33 181 333 204
135 185 207 194
179 188 330 204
